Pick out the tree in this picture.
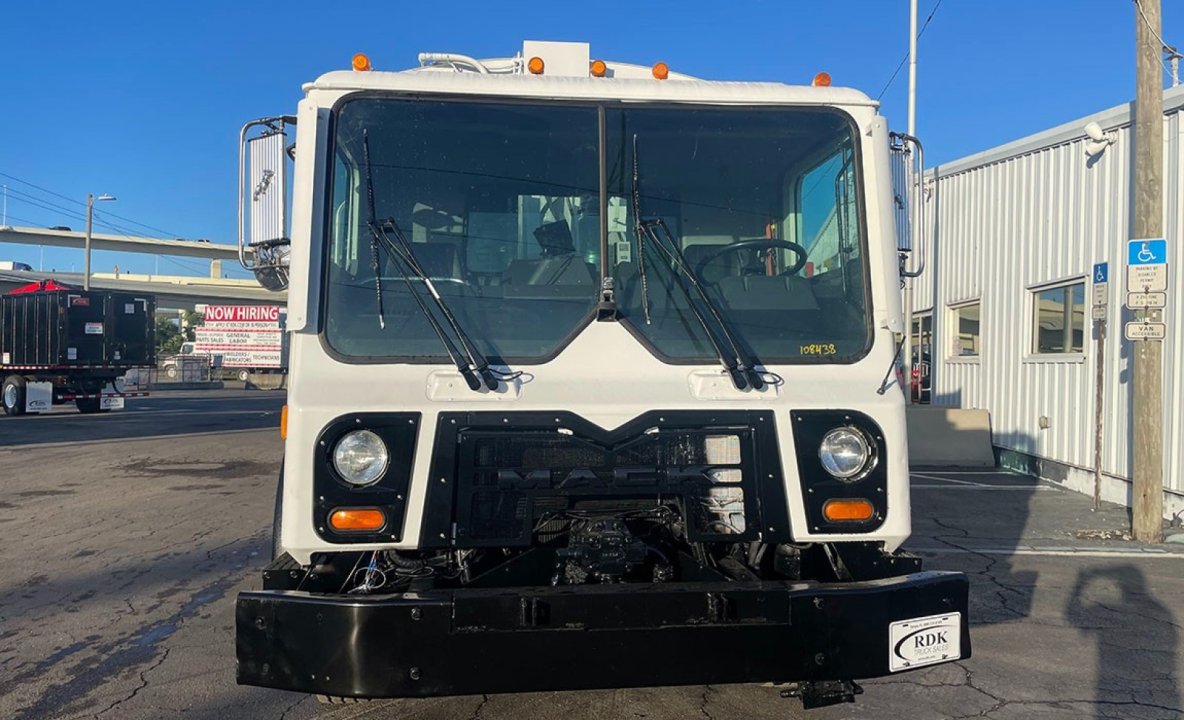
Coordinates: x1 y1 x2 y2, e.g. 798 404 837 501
155 317 186 355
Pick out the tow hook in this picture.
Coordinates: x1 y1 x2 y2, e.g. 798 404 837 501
779 679 863 709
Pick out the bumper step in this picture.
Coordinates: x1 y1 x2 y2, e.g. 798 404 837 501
236 571 970 698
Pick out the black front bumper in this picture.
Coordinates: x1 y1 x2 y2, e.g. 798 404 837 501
236 570 970 698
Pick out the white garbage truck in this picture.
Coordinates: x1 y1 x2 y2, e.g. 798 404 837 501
233 41 966 710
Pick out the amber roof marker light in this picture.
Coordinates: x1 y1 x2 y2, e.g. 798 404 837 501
352 53 372 72
652 61 670 80
590 59 608 77
812 71 832 87
527 56 545 74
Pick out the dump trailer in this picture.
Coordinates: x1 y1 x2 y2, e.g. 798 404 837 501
0 282 154 415
232 41 965 710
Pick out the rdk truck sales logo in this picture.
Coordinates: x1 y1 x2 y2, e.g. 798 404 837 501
889 612 962 672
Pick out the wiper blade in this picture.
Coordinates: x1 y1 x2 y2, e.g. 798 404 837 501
631 134 764 391
361 130 506 392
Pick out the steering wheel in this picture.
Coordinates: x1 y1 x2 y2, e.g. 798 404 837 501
693 239 809 280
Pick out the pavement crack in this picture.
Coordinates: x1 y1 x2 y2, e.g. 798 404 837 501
698 684 717 720
92 646 170 719
930 536 1027 619
469 693 490 720
929 516 972 538
277 694 306 720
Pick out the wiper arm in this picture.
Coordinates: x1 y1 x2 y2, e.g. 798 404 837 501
631 134 763 391
361 130 505 392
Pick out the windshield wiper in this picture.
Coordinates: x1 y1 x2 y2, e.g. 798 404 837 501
631 134 764 391
361 130 509 392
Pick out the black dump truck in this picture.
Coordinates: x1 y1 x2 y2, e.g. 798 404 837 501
0 281 156 416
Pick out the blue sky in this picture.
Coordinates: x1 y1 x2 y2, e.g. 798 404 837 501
0 0 1176 277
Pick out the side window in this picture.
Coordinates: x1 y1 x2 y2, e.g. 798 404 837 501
331 152 357 275
794 141 859 280
1031 282 1085 354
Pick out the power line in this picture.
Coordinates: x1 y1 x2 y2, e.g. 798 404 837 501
877 0 945 101
0 170 181 238
5 191 158 239
1133 0 1177 78
4 191 212 276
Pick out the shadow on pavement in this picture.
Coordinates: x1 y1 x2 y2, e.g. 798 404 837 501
1064 564 1181 719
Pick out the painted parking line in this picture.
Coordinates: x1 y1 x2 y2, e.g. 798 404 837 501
911 485 1057 491
913 470 1026 476
909 547 1180 559
910 473 984 486
910 472 1056 491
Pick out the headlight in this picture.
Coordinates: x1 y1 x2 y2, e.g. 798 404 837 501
332 430 389 486
818 427 872 480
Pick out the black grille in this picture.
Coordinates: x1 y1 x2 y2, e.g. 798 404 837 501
421 411 792 548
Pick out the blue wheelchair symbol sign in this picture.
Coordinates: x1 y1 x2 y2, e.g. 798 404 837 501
1093 262 1108 283
1128 239 1167 266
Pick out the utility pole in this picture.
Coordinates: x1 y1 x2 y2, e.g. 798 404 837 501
1132 0 1164 543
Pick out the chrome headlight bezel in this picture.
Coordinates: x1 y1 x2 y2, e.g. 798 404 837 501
818 426 876 482
332 429 390 487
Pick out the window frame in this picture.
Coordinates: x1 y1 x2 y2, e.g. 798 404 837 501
318 92 604 365
606 104 875 367
947 299 983 361
317 92 876 367
1025 277 1087 363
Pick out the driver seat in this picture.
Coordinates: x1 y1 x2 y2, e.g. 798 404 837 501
682 244 741 285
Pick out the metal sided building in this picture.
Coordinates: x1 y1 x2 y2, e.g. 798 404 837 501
910 85 1184 521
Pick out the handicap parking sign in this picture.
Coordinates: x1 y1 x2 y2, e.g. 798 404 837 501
1093 262 1108 284
1128 239 1166 266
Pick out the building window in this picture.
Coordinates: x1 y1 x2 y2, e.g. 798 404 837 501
950 302 981 357
1032 282 1085 354
910 311 933 403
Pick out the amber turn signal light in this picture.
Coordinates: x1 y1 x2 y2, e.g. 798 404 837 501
822 499 875 522
280 404 288 440
329 508 386 532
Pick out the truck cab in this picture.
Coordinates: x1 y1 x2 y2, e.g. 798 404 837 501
234 41 967 710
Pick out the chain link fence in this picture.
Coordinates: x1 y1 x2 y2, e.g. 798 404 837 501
122 357 216 389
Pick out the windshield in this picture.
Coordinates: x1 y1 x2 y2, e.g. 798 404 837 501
609 107 869 363
325 98 601 361
323 98 870 364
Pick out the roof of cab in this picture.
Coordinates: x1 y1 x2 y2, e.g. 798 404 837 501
305 68 878 109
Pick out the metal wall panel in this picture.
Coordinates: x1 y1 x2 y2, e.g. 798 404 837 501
919 86 1184 500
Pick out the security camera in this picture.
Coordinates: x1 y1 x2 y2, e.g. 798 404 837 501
1084 140 1110 158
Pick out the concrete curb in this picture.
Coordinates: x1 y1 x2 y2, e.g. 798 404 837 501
147 381 225 391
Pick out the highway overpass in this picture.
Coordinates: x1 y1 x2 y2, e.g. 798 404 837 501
0 270 284 310
0 226 246 260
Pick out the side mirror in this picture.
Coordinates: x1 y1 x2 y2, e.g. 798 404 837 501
238 117 296 291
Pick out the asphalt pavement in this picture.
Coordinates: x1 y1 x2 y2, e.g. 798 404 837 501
1 390 1181 720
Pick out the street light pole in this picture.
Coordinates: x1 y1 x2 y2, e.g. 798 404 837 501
85 193 94 290
83 193 116 291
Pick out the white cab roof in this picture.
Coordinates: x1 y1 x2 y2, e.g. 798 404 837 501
306 69 877 109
